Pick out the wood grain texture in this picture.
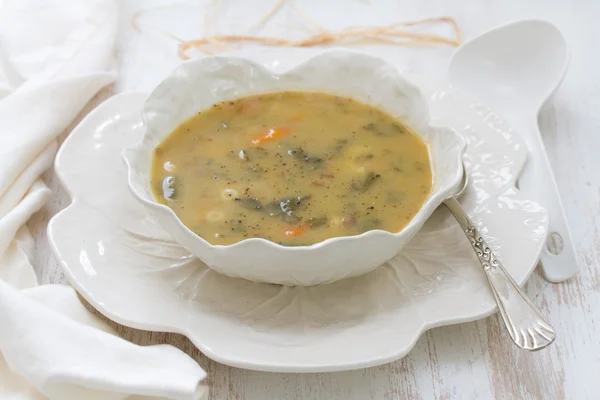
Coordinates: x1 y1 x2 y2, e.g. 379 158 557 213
28 0 600 398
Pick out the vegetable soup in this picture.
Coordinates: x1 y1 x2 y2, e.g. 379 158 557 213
150 92 432 246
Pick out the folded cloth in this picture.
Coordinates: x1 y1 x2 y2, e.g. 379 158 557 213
0 1 208 399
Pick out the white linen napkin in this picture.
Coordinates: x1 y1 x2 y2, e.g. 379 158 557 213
0 1 208 399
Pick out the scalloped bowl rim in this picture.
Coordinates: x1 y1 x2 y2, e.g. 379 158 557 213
122 49 466 278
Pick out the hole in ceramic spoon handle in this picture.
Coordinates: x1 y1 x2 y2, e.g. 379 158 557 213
546 231 564 255
444 197 555 351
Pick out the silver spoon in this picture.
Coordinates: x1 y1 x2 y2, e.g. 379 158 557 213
445 168 555 350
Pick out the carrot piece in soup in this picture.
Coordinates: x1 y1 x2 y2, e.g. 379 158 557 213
284 223 309 237
251 127 290 145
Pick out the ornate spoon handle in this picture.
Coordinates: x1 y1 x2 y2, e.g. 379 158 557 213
444 197 555 350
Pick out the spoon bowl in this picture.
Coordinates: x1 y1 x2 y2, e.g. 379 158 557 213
448 19 568 114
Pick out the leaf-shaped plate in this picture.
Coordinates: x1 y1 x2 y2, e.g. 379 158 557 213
48 68 547 372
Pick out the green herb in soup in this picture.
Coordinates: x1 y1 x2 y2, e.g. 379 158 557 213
150 92 432 246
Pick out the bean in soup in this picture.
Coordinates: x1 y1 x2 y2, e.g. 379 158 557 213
151 92 432 246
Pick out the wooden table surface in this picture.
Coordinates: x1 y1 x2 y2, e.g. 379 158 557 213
28 0 600 398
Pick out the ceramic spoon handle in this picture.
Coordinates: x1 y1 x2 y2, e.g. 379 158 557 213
514 117 578 282
444 197 555 350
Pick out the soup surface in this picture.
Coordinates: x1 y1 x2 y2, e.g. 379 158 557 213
151 92 432 246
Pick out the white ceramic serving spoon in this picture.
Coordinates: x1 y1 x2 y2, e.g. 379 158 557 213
448 19 577 283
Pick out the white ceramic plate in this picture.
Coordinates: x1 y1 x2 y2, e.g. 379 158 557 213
48 74 547 372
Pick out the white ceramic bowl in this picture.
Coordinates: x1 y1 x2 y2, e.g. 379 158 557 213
122 49 466 286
